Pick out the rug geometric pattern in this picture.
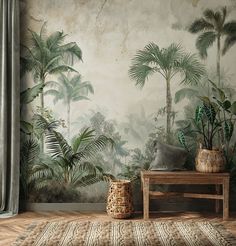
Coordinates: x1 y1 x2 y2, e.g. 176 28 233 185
13 221 236 246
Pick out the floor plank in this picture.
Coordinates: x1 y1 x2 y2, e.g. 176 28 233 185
0 211 236 245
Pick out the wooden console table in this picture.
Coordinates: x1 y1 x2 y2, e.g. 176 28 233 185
141 171 230 220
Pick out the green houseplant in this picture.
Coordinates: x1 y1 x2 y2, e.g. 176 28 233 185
178 80 236 172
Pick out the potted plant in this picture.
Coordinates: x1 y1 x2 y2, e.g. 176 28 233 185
178 80 236 172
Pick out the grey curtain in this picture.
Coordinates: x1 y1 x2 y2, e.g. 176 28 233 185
0 0 20 217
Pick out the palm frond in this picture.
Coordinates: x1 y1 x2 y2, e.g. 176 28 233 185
44 55 61 72
132 43 160 65
203 9 215 22
59 42 83 65
221 7 227 25
77 161 97 175
162 43 183 69
46 31 65 49
45 130 74 164
213 11 223 29
29 29 45 51
196 31 216 58
47 65 78 74
222 21 236 54
39 22 47 40
29 163 54 183
74 135 114 161
44 80 61 88
222 21 236 35
71 128 95 153
33 114 60 132
177 53 205 85
189 18 214 33
73 174 102 187
223 34 236 55
174 88 199 103
20 138 40 165
128 65 156 88
70 74 82 86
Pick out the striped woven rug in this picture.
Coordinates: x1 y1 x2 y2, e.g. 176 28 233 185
13 221 236 246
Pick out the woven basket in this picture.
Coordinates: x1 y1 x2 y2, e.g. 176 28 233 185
195 148 225 173
106 180 133 219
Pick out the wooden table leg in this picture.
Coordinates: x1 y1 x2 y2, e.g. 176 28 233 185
143 178 149 220
215 184 220 213
223 178 229 220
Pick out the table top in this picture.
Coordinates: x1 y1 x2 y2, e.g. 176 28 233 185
141 171 230 177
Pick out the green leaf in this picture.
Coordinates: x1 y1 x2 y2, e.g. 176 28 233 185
222 100 231 110
231 101 236 115
178 131 187 149
45 130 74 162
72 128 95 153
195 105 204 123
198 96 211 104
20 138 40 165
48 65 78 74
203 103 216 125
224 120 234 142
209 79 225 101
20 120 34 134
195 31 216 59
20 83 45 104
189 18 214 33
174 88 198 103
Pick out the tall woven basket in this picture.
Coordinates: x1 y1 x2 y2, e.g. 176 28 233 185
195 148 225 173
106 180 133 219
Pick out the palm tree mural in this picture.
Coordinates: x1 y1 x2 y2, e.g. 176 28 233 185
129 43 205 142
45 73 94 138
30 116 114 191
21 23 83 109
189 6 236 87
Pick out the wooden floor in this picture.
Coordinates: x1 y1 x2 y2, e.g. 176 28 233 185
0 211 236 245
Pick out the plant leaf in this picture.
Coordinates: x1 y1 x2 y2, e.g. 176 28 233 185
20 120 34 134
20 83 45 104
203 103 216 125
224 120 234 142
231 101 236 115
195 105 204 123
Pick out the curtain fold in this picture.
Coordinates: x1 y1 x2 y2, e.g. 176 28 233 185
0 0 20 217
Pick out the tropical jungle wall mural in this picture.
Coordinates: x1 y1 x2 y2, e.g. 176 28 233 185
19 0 236 204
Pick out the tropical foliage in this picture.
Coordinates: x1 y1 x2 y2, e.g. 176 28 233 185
178 81 236 158
129 42 205 143
189 6 236 87
45 73 94 137
34 115 113 183
19 4 236 203
21 23 82 108
21 114 114 200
